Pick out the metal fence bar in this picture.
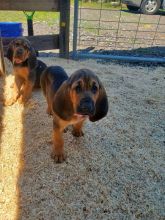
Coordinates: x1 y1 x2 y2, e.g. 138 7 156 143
75 53 165 63
78 34 165 41
96 1 103 46
72 0 79 59
78 19 165 25
151 15 161 46
78 27 165 33
78 1 83 48
114 3 122 50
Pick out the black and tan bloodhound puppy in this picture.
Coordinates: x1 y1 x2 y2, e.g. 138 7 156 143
41 66 108 163
5 37 46 105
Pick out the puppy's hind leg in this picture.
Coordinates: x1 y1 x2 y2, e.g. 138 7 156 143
46 87 53 116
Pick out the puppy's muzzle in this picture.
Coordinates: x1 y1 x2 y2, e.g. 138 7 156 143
77 97 95 116
15 48 24 58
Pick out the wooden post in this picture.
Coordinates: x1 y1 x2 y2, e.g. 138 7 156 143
59 0 70 58
0 0 70 59
0 37 5 76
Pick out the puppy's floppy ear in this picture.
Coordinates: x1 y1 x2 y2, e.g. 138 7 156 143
23 38 37 69
52 81 74 121
28 47 37 70
6 42 14 63
89 81 108 122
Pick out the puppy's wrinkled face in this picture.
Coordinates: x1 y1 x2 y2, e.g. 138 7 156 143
69 72 100 117
12 38 31 64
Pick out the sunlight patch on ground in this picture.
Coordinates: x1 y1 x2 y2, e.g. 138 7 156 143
0 75 24 220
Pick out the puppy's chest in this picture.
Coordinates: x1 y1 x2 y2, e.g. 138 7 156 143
14 66 29 80
63 115 88 128
71 115 88 124
54 114 87 129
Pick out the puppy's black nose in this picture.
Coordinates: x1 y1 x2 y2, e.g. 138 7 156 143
16 48 24 56
78 97 95 115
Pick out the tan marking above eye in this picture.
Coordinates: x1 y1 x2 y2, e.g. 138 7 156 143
72 80 83 90
90 80 99 88
72 78 99 92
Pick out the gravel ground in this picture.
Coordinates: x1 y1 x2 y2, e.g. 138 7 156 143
0 57 165 220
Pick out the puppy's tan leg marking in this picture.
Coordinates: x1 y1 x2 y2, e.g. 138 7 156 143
18 81 34 104
4 77 23 106
46 96 52 115
51 127 66 163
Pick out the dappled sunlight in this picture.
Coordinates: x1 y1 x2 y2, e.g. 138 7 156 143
0 74 24 219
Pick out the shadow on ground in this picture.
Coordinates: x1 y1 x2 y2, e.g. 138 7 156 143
0 74 5 153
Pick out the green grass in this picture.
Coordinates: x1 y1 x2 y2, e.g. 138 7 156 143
0 11 59 25
0 1 125 25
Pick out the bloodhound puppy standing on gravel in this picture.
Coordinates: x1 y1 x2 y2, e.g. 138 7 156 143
41 66 108 163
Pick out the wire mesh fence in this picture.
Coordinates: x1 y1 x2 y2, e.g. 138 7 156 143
72 0 165 62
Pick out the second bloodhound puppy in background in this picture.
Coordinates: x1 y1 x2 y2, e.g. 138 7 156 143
41 66 108 163
5 37 46 105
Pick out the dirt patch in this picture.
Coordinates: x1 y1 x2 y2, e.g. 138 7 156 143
0 58 165 219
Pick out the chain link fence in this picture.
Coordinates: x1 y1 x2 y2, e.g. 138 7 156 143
72 0 165 62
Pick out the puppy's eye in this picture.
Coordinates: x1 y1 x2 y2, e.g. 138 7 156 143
75 84 82 93
91 84 98 94
24 44 28 49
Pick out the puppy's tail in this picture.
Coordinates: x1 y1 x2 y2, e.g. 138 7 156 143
40 69 48 97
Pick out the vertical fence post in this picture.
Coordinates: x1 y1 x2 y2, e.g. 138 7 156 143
59 0 70 58
23 11 35 36
27 18 34 36
72 0 79 59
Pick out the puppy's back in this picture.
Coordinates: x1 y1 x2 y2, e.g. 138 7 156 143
40 66 68 97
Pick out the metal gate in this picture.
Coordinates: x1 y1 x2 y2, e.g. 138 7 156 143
72 0 165 63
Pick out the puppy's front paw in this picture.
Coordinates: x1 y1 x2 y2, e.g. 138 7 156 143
64 127 69 133
51 151 66 163
46 108 52 116
4 98 15 106
18 96 29 105
10 83 14 88
72 129 84 137
17 96 24 104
